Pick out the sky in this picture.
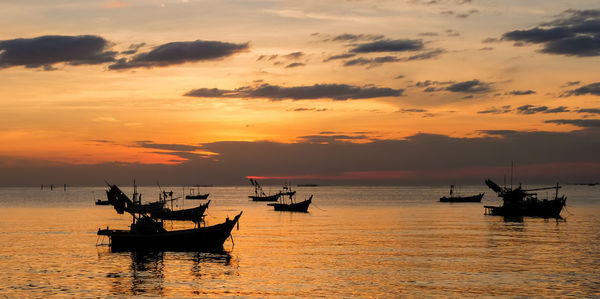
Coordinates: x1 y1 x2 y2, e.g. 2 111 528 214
0 0 599 186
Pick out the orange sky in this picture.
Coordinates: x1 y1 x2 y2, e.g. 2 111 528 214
0 1 599 184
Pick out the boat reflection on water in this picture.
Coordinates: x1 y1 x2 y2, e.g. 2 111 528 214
105 250 236 297
129 251 165 296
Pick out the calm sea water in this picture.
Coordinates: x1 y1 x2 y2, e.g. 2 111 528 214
0 185 599 297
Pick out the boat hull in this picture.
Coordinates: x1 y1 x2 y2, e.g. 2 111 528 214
484 196 566 218
100 212 241 252
440 193 484 202
150 201 210 221
249 194 280 202
268 198 311 212
185 193 209 200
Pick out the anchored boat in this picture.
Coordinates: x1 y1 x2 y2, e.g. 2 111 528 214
268 195 312 212
248 179 280 202
98 212 242 252
484 179 566 218
439 185 484 202
98 181 242 251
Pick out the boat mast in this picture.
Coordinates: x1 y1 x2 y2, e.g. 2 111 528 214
510 160 513 190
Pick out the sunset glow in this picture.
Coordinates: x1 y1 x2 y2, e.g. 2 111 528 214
1 1 599 185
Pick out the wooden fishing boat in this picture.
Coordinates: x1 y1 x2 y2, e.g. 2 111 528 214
151 200 210 222
248 178 280 202
185 193 210 200
268 195 312 212
249 194 280 202
484 179 566 218
98 212 242 252
185 185 210 200
440 185 484 202
104 182 209 221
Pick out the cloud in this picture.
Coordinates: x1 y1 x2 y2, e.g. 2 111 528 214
292 107 328 112
282 52 304 60
445 79 492 93
501 9 600 56
477 105 512 114
108 40 249 70
398 108 428 113
478 130 518 136
576 108 600 114
120 43 146 55
323 53 356 62
285 62 306 68
517 105 569 114
329 33 384 42
545 119 600 128
406 49 445 60
257 54 278 61
133 140 202 152
4 128 600 185
562 81 580 87
342 49 444 67
0 35 116 69
482 37 500 43
297 134 369 144
184 83 404 101
506 90 536 95
350 39 424 53
561 82 600 97
343 56 400 67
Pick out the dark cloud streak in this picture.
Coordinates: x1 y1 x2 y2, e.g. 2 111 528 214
0 35 116 69
185 83 404 101
108 40 248 70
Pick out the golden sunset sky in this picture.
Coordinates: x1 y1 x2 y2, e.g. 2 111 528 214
0 0 599 185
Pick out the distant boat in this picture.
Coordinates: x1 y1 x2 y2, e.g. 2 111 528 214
439 185 484 202
98 212 242 252
248 179 280 202
185 185 210 200
268 195 312 212
484 179 566 218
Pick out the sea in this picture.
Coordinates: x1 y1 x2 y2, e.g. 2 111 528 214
0 185 599 297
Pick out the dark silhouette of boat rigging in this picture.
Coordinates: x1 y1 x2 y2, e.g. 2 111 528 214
484 179 566 218
439 185 484 202
278 181 296 197
98 181 242 251
248 179 280 201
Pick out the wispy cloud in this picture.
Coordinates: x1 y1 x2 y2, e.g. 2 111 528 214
109 40 249 70
185 83 404 101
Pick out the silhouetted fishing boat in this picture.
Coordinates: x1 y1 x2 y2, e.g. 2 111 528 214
268 195 312 212
484 179 566 218
98 212 242 252
95 199 110 205
248 179 280 201
185 185 210 200
151 200 210 222
99 181 242 251
439 185 484 202
103 182 209 221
